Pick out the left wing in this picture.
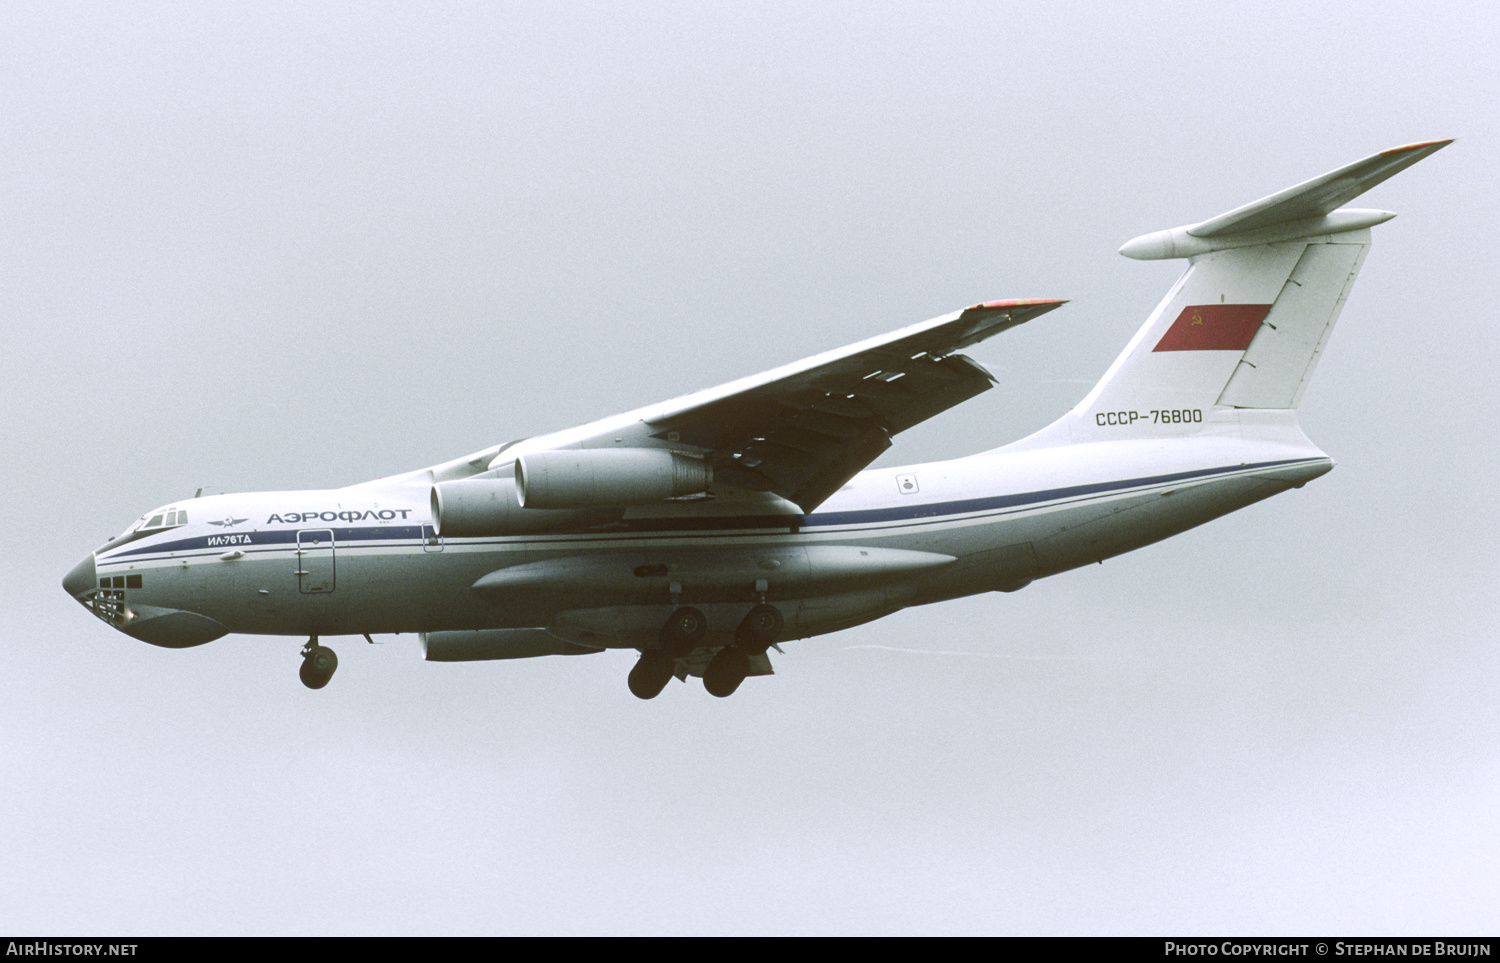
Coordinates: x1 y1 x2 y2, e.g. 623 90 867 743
509 298 1064 512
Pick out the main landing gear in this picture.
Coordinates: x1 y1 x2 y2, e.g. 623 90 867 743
703 646 750 698
628 606 704 700
627 650 675 700
658 606 707 657
735 603 783 654
299 636 338 689
628 604 784 700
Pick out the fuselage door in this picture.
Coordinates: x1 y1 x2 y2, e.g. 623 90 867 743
296 529 336 594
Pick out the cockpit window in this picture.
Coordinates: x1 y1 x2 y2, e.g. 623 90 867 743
98 505 192 552
135 508 187 535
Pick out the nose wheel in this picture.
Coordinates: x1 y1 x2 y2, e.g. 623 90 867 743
299 637 338 689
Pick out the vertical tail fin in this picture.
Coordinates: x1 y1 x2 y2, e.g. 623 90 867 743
1055 141 1449 444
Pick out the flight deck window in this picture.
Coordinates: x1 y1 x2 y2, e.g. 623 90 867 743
126 575 142 588
100 505 191 552
137 510 188 534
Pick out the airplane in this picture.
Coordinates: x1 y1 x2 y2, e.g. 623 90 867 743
62 140 1450 699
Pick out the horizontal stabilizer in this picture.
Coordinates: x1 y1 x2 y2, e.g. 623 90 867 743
1120 140 1451 260
1192 140 1451 237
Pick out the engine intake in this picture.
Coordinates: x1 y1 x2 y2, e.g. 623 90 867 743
516 449 711 509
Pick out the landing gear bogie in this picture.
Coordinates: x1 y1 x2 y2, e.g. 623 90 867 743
625 602 783 699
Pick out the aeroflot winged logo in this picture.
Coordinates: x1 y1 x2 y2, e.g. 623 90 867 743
208 517 248 528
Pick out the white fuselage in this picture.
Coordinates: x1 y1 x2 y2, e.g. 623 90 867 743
77 420 1332 651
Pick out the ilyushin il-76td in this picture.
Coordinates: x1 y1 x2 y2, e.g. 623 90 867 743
64 141 1449 699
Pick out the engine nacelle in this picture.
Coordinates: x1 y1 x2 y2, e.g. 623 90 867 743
431 477 615 537
516 449 711 509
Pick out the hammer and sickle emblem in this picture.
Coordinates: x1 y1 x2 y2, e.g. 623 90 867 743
1191 310 1204 326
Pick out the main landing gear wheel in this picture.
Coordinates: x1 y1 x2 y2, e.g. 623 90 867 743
659 606 708 658
628 650 675 700
299 640 338 690
735 603 783 654
704 646 751 698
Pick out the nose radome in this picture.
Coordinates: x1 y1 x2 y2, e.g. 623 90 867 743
63 554 96 598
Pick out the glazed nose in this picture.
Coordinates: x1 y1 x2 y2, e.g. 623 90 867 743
63 554 97 598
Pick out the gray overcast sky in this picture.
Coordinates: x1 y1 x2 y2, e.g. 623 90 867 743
3 0 1496 934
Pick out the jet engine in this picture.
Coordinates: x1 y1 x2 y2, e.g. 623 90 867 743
515 449 711 509
431 477 614 537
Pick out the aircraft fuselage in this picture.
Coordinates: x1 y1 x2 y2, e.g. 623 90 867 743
71 428 1331 652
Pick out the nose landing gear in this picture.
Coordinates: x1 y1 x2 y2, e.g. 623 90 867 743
299 637 338 689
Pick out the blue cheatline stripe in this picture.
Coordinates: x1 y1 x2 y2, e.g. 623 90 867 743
104 525 427 560
801 457 1321 529
99 457 1324 561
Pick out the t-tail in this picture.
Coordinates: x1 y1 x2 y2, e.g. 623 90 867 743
1021 140 1450 448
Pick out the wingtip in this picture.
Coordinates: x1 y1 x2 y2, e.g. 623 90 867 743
966 298 1068 311
1382 138 1455 156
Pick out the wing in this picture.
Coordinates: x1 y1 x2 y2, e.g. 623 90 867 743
510 298 1065 512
